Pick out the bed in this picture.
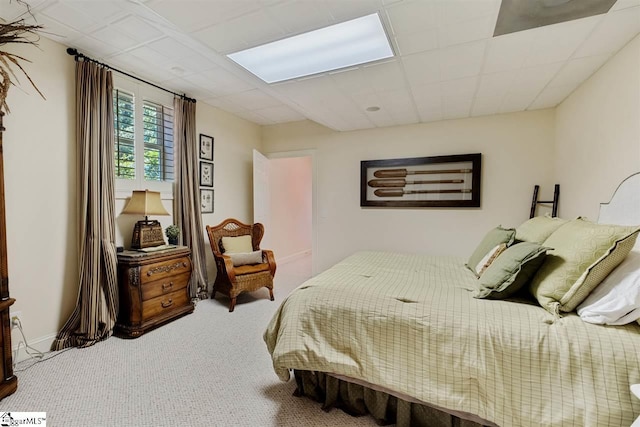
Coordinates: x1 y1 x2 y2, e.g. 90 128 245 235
264 173 640 427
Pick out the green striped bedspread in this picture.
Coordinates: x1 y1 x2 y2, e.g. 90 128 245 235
264 251 640 427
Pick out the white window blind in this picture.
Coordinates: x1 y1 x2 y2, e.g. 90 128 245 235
113 78 175 196
114 89 135 180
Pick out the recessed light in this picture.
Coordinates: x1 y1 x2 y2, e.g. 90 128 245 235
227 13 394 84
366 106 381 112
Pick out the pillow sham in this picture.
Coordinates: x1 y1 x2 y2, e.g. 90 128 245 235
529 218 640 315
221 235 253 254
228 250 263 267
577 251 640 325
475 242 550 300
466 226 516 277
515 214 569 244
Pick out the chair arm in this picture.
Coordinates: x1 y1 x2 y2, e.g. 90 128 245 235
214 253 236 282
262 249 277 277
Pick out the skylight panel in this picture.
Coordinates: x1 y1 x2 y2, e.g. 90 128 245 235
227 13 394 84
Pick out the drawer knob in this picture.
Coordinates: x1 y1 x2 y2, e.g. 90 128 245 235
162 282 174 291
161 299 173 308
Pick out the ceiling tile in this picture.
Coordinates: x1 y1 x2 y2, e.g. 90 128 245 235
476 70 518 99
438 14 495 48
228 9 285 47
235 110 276 125
111 15 165 44
573 6 640 57
253 105 306 123
145 0 261 32
380 89 420 125
187 67 255 96
362 60 407 92
522 16 602 67
72 36 120 58
223 89 284 110
437 0 501 26
548 54 611 89
147 37 197 59
90 26 140 51
324 0 383 22
385 0 438 36
202 97 247 114
402 49 441 87
268 1 333 34
40 1 101 31
63 0 129 23
529 84 576 110
192 21 250 54
329 68 373 95
438 40 487 81
394 27 438 56
471 96 503 117
611 0 640 10
32 13 84 45
483 30 534 73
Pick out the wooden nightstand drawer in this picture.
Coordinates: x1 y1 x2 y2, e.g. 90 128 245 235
141 272 190 301
140 256 191 285
142 289 190 320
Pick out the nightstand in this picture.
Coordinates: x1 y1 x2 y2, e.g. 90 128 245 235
116 246 194 338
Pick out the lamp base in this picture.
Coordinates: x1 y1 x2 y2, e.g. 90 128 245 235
131 220 165 249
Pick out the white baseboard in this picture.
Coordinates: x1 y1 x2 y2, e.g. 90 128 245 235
277 249 311 265
12 333 57 364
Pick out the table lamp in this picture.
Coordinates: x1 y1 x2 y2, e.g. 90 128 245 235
121 190 170 249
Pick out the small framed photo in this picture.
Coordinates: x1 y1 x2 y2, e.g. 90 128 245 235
201 189 214 213
200 161 214 187
199 134 214 161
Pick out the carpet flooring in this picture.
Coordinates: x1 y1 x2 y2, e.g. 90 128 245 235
0 256 378 427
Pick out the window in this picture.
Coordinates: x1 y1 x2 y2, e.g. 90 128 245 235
113 76 174 196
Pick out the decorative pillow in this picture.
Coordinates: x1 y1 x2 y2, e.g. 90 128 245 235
475 243 507 276
221 235 253 254
475 242 550 300
228 250 263 267
529 218 640 315
577 251 640 325
515 215 569 244
466 226 516 277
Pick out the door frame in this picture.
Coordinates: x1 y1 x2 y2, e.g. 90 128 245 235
266 149 318 276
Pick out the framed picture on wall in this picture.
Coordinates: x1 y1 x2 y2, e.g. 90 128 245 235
360 153 482 208
201 189 214 213
200 161 214 187
199 134 214 161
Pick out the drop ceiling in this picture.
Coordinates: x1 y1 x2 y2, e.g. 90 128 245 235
2 0 640 131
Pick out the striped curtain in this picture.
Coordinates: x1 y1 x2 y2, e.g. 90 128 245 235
174 97 209 299
51 61 118 350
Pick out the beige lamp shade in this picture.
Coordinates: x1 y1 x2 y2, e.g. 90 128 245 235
122 190 169 218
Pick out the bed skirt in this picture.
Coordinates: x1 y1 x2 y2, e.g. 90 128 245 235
293 370 493 427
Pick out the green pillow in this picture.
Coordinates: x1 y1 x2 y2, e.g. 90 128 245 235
529 218 640 315
466 226 516 277
515 215 569 244
475 242 549 300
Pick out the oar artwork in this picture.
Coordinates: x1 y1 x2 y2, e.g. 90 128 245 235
374 188 472 197
374 168 471 178
368 178 463 188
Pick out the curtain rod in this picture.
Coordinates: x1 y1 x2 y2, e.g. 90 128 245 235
66 48 196 104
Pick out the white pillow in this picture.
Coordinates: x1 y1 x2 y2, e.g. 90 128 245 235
577 251 640 325
221 235 253 254
228 250 263 267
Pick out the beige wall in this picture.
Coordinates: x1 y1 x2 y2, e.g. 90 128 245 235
555 34 640 221
263 110 556 272
3 37 262 356
269 156 313 261
196 102 263 279
3 37 76 352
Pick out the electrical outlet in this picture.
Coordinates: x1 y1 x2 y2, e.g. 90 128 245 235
10 311 21 329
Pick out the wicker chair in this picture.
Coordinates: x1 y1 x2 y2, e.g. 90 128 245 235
205 218 276 312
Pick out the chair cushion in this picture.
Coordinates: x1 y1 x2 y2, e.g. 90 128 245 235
222 235 253 253
234 263 271 275
228 250 263 266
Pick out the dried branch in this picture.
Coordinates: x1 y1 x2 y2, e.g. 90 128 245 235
0 2 45 113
